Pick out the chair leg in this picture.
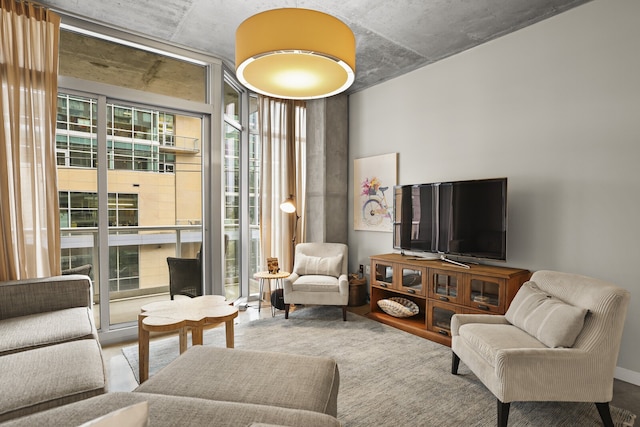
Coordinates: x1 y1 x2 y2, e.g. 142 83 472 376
284 304 290 319
497 400 510 427
451 352 460 374
342 306 347 321
595 402 614 427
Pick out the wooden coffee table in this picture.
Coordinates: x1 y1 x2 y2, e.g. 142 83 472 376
137 295 238 382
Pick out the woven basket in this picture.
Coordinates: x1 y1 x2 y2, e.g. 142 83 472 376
377 297 419 318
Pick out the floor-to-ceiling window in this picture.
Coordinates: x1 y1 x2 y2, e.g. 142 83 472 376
223 80 262 301
56 91 206 328
248 94 261 297
56 22 222 341
223 81 240 299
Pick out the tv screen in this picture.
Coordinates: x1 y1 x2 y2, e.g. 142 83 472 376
393 178 507 261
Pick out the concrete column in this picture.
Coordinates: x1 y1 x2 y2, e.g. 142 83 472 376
305 95 348 244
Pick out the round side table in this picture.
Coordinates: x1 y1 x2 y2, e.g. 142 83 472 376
254 271 290 316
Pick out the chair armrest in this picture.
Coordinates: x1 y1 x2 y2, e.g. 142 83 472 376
283 273 300 294
496 347 595 378
0 275 92 320
494 347 614 401
338 274 349 294
451 313 509 336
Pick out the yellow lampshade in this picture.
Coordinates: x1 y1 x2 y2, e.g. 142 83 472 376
235 8 356 100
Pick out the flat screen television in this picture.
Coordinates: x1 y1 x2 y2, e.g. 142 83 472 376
393 177 507 262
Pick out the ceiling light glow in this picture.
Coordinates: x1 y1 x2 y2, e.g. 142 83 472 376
235 8 356 100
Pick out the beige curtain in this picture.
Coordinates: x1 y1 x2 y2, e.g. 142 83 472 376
0 0 61 281
258 96 306 273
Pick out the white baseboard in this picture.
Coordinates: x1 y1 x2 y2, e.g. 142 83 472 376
615 366 640 386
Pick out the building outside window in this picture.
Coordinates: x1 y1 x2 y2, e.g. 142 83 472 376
108 193 139 227
109 245 139 292
57 91 203 324
56 95 97 168
56 94 178 173
59 191 140 289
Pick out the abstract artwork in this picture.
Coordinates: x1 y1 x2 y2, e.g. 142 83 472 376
353 153 397 232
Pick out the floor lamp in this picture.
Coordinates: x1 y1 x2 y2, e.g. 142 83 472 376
280 194 300 271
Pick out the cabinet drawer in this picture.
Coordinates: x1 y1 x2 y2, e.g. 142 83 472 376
426 300 462 338
464 276 506 313
428 269 464 304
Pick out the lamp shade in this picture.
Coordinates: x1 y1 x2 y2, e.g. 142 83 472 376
280 196 296 213
235 8 356 100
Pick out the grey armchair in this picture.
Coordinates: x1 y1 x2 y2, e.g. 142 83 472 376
283 243 349 320
451 270 630 427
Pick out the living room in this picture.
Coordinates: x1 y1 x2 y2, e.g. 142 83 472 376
348 0 639 388
1 0 639 425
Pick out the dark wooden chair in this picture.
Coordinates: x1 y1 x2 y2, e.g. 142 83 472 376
167 257 202 299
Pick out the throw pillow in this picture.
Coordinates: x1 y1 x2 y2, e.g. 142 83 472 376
79 402 149 427
294 253 343 278
505 281 588 348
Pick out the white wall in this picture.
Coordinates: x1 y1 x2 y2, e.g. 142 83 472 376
348 0 640 382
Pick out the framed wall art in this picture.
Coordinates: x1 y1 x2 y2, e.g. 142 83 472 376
353 153 397 232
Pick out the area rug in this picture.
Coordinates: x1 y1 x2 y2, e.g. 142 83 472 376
122 306 636 427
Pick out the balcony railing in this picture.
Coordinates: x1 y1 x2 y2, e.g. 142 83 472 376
61 225 203 300
61 224 259 327
159 134 199 153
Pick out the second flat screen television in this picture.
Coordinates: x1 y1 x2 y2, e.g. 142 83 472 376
393 178 507 261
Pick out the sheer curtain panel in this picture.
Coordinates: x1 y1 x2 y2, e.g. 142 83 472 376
0 0 61 280
258 96 306 273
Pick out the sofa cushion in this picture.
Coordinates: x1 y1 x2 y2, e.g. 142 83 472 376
0 393 341 427
458 323 547 367
135 346 340 417
0 340 107 423
505 281 588 348
293 253 343 278
0 275 92 320
0 307 96 356
292 275 340 292
79 401 148 427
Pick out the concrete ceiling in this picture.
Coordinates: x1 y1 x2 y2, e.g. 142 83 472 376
42 0 591 95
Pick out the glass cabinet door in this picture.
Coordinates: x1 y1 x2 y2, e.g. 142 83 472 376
427 301 458 337
399 266 425 296
429 269 463 304
373 262 394 289
467 277 504 313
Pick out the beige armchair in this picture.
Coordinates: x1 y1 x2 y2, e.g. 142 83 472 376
451 270 630 427
283 243 349 320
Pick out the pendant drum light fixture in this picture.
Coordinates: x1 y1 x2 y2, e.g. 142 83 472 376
235 8 356 100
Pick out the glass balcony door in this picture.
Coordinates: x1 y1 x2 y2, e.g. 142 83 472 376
104 101 204 326
57 93 205 328
57 22 224 341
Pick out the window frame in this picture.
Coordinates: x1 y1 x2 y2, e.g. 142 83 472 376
57 15 224 345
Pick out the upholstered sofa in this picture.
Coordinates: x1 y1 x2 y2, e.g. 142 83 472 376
0 275 342 426
0 275 107 422
3 345 342 426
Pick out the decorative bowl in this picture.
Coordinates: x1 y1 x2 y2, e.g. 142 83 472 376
377 297 419 318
